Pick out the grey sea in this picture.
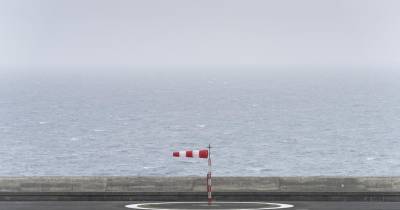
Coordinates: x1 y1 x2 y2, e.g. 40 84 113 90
1 69 400 176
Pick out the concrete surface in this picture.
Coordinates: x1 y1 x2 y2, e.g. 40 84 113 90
1 177 400 192
1 177 400 201
1 201 400 210
126 202 289 209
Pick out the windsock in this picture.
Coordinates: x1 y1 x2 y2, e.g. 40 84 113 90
173 149 209 159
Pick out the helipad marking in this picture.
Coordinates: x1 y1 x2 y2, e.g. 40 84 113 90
125 202 294 210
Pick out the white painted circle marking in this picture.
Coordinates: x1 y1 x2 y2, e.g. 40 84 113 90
125 202 294 210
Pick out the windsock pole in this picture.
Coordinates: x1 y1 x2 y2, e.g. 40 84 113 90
172 146 212 204
207 144 212 205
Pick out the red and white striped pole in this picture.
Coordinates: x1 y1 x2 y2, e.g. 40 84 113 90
207 144 212 205
172 145 212 205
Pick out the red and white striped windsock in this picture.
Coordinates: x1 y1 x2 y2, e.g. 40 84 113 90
173 149 209 159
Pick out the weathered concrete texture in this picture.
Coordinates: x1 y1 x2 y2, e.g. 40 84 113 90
1 177 400 193
3 201 400 210
1 177 400 201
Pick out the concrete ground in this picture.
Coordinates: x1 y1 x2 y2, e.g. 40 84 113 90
0 201 399 210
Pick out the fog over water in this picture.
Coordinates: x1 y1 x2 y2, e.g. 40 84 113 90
1 69 400 176
1 0 400 175
1 0 400 69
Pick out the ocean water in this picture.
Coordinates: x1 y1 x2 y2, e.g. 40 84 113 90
1 69 400 176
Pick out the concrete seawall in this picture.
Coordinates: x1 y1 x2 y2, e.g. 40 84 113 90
1 177 400 201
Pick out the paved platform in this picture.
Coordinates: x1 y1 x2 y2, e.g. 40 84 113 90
126 202 293 209
0 201 399 210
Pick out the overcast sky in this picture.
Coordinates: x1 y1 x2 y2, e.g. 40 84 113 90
1 0 400 71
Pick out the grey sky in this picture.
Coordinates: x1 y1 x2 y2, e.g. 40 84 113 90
1 0 400 70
